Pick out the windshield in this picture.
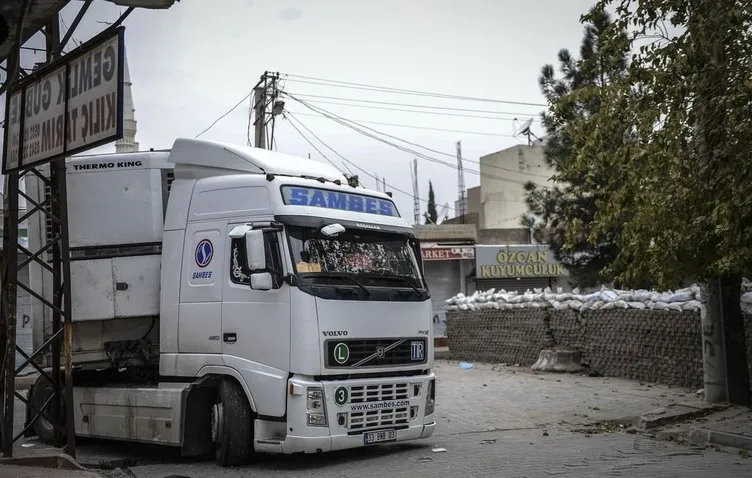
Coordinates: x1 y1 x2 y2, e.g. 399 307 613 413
286 225 424 286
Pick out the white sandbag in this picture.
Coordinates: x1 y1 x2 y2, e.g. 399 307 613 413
652 301 669 310
741 292 752 304
582 292 601 302
667 302 683 312
613 300 629 309
682 300 702 311
600 290 619 301
627 301 647 309
667 292 694 303
568 300 584 309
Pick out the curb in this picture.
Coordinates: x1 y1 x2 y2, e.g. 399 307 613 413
0 453 87 470
433 347 452 360
689 427 752 451
636 402 727 430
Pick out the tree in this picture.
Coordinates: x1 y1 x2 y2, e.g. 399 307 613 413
564 0 752 405
424 181 438 225
523 7 631 288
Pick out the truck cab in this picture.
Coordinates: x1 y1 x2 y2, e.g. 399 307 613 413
24 138 435 465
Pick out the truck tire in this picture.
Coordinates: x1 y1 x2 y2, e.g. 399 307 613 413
212 379 253 466
28 376 61 444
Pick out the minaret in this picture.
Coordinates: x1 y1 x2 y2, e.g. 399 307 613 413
115 54 139 153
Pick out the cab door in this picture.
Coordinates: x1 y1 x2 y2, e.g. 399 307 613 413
220 223 291 415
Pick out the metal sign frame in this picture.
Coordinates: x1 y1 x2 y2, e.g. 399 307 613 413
1 14 127 458
2 26 125 174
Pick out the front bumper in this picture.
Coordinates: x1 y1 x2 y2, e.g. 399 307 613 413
254 373 436 454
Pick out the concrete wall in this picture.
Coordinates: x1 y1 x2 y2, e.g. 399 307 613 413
446 309 752 392
414 224 477 243
467 186 482 226
478 228 530 245
479 143 556 229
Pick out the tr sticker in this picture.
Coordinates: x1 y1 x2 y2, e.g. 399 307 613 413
195 239 214 268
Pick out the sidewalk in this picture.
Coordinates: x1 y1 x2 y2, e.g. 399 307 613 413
0 465 102 478
0 454 103 478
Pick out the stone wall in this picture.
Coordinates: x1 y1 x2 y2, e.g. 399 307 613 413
446 308 752 391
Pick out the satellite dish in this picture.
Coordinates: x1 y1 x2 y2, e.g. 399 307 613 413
513 117 540 146
517 118 534 136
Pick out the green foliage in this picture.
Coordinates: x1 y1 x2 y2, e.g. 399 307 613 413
524 7 631 288
424 181 438 225
563 0 752 288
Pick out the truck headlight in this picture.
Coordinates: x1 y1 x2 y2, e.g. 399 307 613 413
306 387 327 427
425 379 435 416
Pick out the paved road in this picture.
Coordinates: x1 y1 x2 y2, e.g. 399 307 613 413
10 361 752 477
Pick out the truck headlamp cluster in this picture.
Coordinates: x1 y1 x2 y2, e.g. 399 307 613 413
306 387 327 426
425 379 435 416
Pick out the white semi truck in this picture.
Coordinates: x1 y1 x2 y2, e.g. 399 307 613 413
22 138 436 465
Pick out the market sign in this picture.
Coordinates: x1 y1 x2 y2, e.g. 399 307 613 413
475 244 566 278
421 246 474 261
2 27 125 173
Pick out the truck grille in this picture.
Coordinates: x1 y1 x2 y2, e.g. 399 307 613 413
350 408 409 431
350 383 409 403
324 338 427 368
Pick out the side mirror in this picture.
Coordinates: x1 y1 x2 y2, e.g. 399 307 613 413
251 272 273 291
244 229 266 271
228 224 267 271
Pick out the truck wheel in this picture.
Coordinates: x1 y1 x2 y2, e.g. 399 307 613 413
211 379 253 466
28 376 61 444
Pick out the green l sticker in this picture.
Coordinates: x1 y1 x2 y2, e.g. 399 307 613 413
334 343 350 364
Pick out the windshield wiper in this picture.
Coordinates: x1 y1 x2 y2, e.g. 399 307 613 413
301 272 371 295
358 273 425 297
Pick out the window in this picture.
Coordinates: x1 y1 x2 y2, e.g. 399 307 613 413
229 231 283 288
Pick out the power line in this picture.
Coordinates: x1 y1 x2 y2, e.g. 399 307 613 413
283 112 346 173
281 73 548 107
195 89 254 138
286 112 453 212
291 110 551 180
294 98 528 122
289 111 517 138
283 93 553 186
290 93 538 118
285 94 522 184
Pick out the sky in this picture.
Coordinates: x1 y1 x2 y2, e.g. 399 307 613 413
2 0 600 222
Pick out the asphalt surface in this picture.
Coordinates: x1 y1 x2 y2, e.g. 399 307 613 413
9 360 752 477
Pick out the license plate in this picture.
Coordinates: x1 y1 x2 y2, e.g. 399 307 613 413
363 429 396 445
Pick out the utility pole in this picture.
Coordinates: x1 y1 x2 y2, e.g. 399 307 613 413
456 140 466 223
251 71 283 150
253 86 266 149
409 159 420 225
